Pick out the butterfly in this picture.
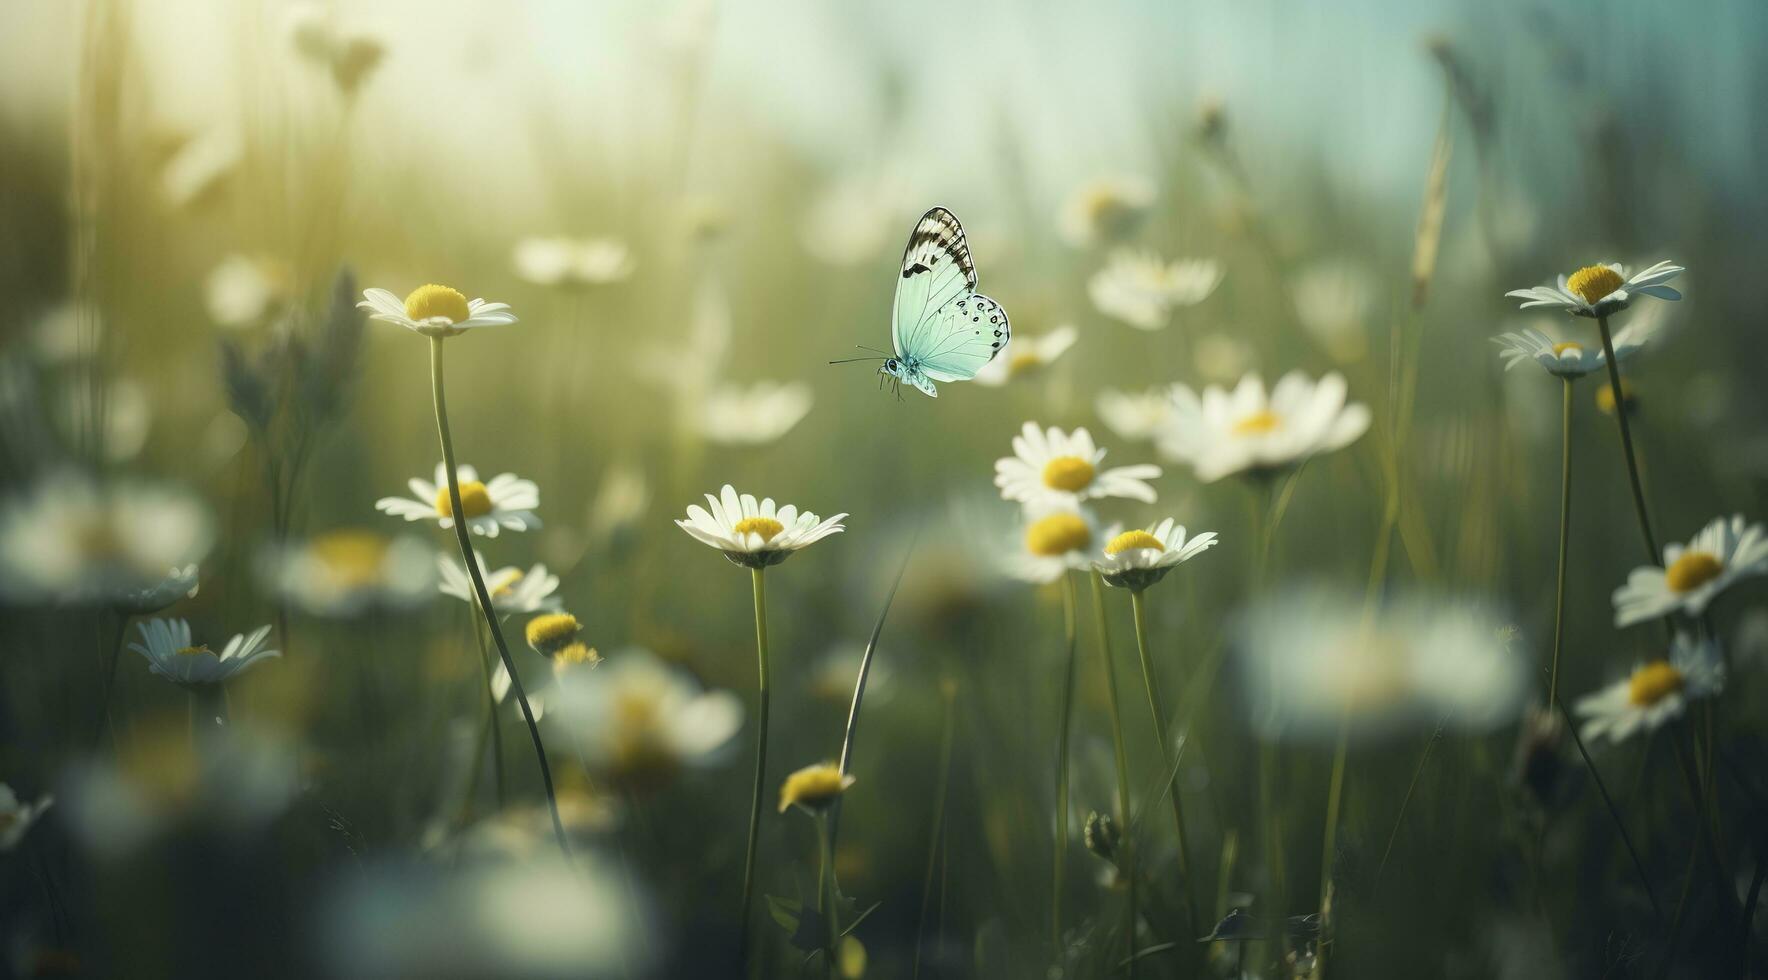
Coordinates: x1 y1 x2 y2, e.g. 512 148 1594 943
839 207 1011 398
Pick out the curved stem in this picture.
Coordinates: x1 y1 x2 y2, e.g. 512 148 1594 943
913 681 957 980
1549 378 1573 706
1318 722 1349 914
816 812 836 980
428 336 568 856
737 567 771 972
1556 695 1663 923
1595 315 1659 563
1129 588 1200 943
1090 571 1138 975
1052 572 1080 961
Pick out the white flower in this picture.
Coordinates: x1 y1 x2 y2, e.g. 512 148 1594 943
1095 386 1177 442
1058 175 1156 248
1234 589 1528 741
205 255 290 328
675 485 844 569
994 422 1160 507
358 285 517 339
973 326 1077 386
511 236 636 287
0 472 213 606
1575 633 1724 744
1292 259 1375 363
1505 260 1683 319
285 3 384 93
1002 504 1112 585
440 555 561 614
546 649 743 783
490 662 547 720
588 461 650 547
259 529 435 618
1157 371 1370 483
1088 250 1222 330
1612 515 1768 627
697 381 813 446
0 783 53 851
377 463 541 538
1492 316 1657 379
129 618 278 687
1093 519 1219 591
115 564 200 615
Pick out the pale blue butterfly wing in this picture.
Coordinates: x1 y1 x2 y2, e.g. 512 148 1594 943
918 293 1010 382
888 207 1009 395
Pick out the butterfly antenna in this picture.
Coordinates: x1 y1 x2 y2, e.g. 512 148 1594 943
856 345 893 356
829 355 885 365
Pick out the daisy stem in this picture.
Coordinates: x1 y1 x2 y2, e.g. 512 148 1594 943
1052 571 1080 962
1317 720 1349 919
427 336 568 857
1090 570 1138 976
1373 720 1445 888
913 680 957 980
1554 695 1664 924
737 566 771 973
1672 724 1741 929
816 811 837 980
470 616 507 810
95 610 128 752
1128 588 1200 944
1549 378 1573 707
1595 315 1659 564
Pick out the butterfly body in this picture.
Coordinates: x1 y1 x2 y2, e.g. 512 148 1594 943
876 207 1010 398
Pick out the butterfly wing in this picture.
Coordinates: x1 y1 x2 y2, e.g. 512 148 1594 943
891 207 977 361
917 293 1011 382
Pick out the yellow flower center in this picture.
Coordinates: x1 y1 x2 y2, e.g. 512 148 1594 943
487 568 524 598
403 283 471 323
1041 456 1096 492
553 642 601 669
1665 551 1723 593
433 480 494 519
778 763 853 813
1231 409 1283 436
1627 660 1685 707
1566 265 1624 306
1595 379 1635 415
308 530 388 586
1026 513 1091 557
1008 352 1044 377
732 516 785 542
1551 342 1584 356
174 644 212 657
1105 530 1165 556
525 613 581 653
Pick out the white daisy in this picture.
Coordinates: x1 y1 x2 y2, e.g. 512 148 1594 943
439 555 561 614
511 236 636 288
1093 519 1219 592
1292 259 1375 363
994 422 1160 507
1057 175 1156 248
1088 250 1222 330
1505 260 1683 319
1612 514 1768 627
129 618 278 688
0 471 213 607
546 649 743 785
973 326 1078 386
1575 633 1724 744
1002 504 1112 586
675 485 845 569
0 783 53 851
377 463 541 538
115 564 200 615
1095 386 1177 443
259 529 435 618
1157 371 1371 483
697 381 813 446
1492 316 1657 379
205 255 290 328
357 285 517 339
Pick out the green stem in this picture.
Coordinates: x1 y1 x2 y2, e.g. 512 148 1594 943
1594 315 1659 563
95 610 128 752
817 812 837 980
912 680 956 980
1090 571 1138 975
1129 588 1200 943
737 566 771 972
428 336 568 856
1318 721 1349 915
471 616 506 810
1052 572 1080 961
1556 696 1663 923
1549 378 1572 706
1373 722 1443 887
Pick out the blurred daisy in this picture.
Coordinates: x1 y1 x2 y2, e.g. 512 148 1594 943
1094 519 1219 592
778 762 855 814
1612 514 1768 627
358 285 517 339
285 3 385 94
1235 588 1528 741
160 130 241 209
1595 377 1638 415
0 784 53 851
51 376 151 463
116 564 200 615
259 529 434 617
546 649 742 787
511 236 636 288
1057 175 1156 248
675 485 845 569
995 422 1160 507
130 618 278 688
1505 260 1683 319
1492 317 1656 379
205 255 291 328
1089 250 1222 330
0 471 213 606
1003 505 1110 585
439 555 561 614
1158 371 1370 483
1193 332 1257 384
1292 259 1375 363
974 325 1077 386
377 463 540 538
1095 386 1176 442
588 461 650 548
697 381 813 446
1575 633 1724 743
